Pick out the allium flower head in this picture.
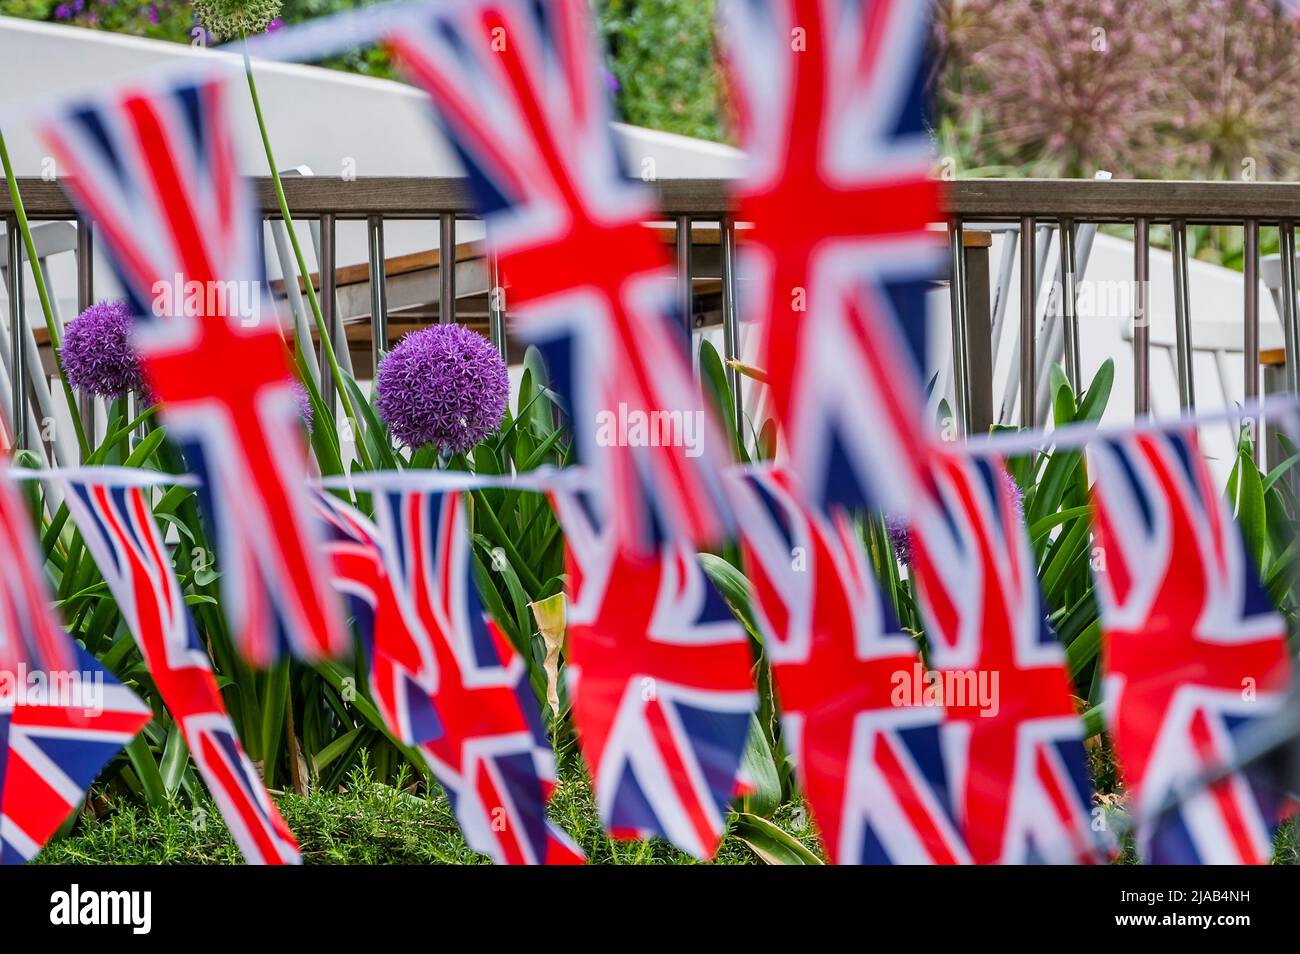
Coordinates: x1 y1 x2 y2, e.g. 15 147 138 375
885 468 1024 566
885 515 912 565
291 380 313 436
61 299 148 399
375 324 509 454
192 0 282 40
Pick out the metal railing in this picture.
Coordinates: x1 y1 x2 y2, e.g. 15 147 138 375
4 177 1300 463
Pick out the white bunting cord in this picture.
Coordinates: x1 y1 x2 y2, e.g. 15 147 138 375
7 392 1299 494
959 393 1300 460
314 464 590 495
8 466 201 488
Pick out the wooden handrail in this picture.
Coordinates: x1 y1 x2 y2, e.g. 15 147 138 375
7 177 1300 221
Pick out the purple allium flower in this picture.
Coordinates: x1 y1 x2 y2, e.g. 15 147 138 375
375 324 508 453
1001 468 1025 526
886 516 912 565
291 380 313 436
61 299 148 399
886 469 1024 566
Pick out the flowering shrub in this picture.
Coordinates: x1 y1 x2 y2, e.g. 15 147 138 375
935 0 1300 180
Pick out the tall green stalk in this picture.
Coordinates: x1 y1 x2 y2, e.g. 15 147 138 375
240 43 373 471
0 129 91 458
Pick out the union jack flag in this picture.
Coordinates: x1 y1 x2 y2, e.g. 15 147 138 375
0 468 150 863
731 469 968 864
909 451 1101 864
386 0 734 551
38 73 347 667
717 0 941 517
314 490 442 748
1088 430 1292 864
321 486 583 865
60 474 301 865
2 647 150 864
552 485 756 859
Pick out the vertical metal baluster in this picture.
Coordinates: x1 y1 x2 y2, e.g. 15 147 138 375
720 214 743 435
7 217 26 450
1244 219 1260 460
488 245 507 360
1171 219 1195 408
319 214 337 417
439 213 456 324
1058 217 1082 392
1018 216 1036 429
1134 217 1151 416
948 219 971 435
676 215 693 352
1281 222 1300 395
76 216 96 450
367 215 387 379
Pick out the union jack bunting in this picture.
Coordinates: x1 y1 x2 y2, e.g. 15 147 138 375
0 468 150 863
730 469 968 864
323 486 583 865
909 451 1101 864
2 646 151 864
553 485 756 859
38 73 346 667
0 471 77 682
313 490 442 748
717 0 941 517
61 476 301 865
386 0 734 551
1088 430 1292 864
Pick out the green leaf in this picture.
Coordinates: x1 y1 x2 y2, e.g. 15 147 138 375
341 372 399 471
738 717 783 818
698 553 763 642
124 734 168 811
1230 446 1268 571
1075 359 1114 424
159 722 190 797
730 812 823 865
1081 703 1107 739
698 338 743 461
1065 619 1102 680
1027 505 1092 545
314 727 365 774
1263 452 1300 493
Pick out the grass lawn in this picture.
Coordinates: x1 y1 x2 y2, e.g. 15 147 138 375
34 768 823 866
32 764 1299 865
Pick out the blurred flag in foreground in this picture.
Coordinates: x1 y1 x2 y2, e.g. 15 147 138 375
0 467 149 863
62 474 300 864
1090 429 1292 864
39 72 345 667
387 0 735 552
718 0 942 518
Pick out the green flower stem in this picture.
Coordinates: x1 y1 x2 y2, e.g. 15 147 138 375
0 129 91 459
241 43 373 472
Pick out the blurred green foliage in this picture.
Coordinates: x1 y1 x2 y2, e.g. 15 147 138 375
597 0 725 141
